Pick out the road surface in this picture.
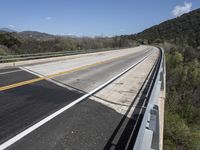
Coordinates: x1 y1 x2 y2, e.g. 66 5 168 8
0 46 159 150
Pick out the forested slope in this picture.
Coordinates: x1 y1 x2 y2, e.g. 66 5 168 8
130 8 200 49
129 8 200 150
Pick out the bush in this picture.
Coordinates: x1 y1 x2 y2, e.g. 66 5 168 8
0 47 7 55
164 111 191 150
164 46 200 150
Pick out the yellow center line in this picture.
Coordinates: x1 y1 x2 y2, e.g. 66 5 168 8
0 53 134 92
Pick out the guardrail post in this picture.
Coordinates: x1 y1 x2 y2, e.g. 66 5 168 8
150 105 159 150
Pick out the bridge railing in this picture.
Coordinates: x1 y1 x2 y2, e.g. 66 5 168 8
0 47 128 63
133 47 165 150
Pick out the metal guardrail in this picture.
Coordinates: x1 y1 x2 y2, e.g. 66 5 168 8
0 47 129 63
133 47 165 150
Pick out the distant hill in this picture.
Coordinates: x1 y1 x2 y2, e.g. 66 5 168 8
128 8 200 48
0 28 55 40
0 28 17 33
18 31 55 40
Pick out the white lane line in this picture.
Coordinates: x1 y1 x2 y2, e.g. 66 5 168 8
0 49 154 150
0 69 22 75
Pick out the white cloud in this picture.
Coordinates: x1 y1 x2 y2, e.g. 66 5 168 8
8 24 15 28
67 32 77 35
172 2 192 17
45 17 52 20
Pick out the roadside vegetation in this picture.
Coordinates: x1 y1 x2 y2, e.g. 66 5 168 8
163 43 200 150
0 32 138 55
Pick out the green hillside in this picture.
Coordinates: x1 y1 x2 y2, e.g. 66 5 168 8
129 8 200 150
130 8 200 49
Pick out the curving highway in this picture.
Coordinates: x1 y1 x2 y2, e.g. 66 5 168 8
0 46 160 150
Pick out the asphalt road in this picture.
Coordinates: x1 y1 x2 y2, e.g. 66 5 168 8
0 46 158 150
0 69 37 87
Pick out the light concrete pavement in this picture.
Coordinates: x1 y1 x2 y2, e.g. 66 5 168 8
21 45 150 76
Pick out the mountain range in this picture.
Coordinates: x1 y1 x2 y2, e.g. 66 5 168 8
0 28 16 33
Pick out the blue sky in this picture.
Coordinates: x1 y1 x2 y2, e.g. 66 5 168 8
0 0 200 36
